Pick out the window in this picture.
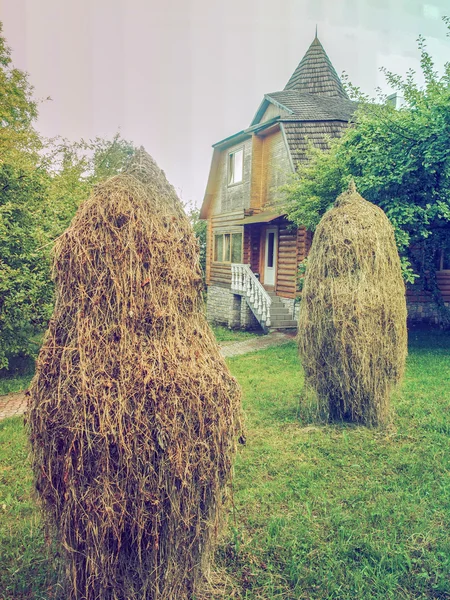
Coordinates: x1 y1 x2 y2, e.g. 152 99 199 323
228 148 243 185
436 248 450 271
214 232 242 263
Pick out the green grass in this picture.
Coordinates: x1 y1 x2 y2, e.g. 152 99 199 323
0 330 449 599
211 325 260 343
0 356 35 395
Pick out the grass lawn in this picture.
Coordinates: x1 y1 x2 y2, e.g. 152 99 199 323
212 325 261 343
0 357 35 396
0 329 449 599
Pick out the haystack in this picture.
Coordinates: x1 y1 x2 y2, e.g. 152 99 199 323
28 149 241 599
298 181 407 426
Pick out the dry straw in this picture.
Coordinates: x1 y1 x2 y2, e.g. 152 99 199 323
298 181 407 426
28 149 241 599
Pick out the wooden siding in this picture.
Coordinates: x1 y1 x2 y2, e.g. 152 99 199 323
250 225 263 274
438 272 450 301
206 210 245 285
406 271 450 303
250 135 264 209
261 129 292 206
276 224 298 298
296 226 311 262
213 138 252 215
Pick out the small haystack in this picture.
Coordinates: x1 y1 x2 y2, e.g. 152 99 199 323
28 149 241 599
298 182 407 426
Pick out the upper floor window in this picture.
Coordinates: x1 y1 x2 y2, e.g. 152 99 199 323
228 148 243 185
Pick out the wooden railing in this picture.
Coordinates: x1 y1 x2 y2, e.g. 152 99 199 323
231 264 272 328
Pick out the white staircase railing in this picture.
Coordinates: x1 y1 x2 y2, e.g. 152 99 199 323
231 264 272 328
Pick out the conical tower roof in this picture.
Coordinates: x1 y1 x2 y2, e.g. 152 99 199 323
285 36 348 98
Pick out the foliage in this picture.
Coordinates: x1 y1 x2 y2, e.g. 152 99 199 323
282 18 450 299
0 164 53 369
0 22 135 368
0 24 37 129
2 331 450 598
42 134 135 239
186 205 207 279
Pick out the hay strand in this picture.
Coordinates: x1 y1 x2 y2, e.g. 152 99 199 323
28 148 241 599
298 182 407 426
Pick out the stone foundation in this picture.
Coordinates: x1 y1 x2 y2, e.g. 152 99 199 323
279 297 301 321
207 285 448 330
407 301 450 325
206 285 260 330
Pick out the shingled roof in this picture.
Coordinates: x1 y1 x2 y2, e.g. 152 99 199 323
285 35 349 98
282 120 349 166
266 90 357 122
203 35 358 216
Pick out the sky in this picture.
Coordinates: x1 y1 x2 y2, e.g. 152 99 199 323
0 0 449 207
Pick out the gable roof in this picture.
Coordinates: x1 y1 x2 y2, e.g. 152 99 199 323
284 36 348 98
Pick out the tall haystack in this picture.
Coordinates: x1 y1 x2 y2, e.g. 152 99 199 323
298 182 407 426
28 148 241 599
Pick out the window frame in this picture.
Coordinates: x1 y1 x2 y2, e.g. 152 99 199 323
213 230 243 264
227 147 244 186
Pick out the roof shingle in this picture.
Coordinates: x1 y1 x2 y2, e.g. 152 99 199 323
282 120 349 167
285 36 348 98
266 90 357 122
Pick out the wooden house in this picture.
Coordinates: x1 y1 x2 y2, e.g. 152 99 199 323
201 35 450 331
200 35 357 331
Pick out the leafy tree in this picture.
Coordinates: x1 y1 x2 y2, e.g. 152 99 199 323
186 205 207 282
282 18 450 318
0 164 52 368
0 22 135 367
43 134 135 238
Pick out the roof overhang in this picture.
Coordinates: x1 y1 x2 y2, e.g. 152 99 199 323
240 210 286 225
212 129 251 149
251 94 294 126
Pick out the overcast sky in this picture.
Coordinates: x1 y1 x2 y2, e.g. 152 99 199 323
0 0 449 207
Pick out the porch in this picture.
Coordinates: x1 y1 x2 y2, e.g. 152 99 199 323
230 264 297 332
206 215 312 332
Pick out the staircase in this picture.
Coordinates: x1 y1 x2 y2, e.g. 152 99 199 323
267 292 297 331
231 264 297 333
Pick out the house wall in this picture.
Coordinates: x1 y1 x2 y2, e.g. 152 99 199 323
276 225 297 298
214 138 253 214
262 129 292 205
406 271 450 324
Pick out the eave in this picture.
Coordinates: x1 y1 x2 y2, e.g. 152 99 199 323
250 94 294 126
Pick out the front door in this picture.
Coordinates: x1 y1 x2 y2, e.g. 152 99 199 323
264 228 277 287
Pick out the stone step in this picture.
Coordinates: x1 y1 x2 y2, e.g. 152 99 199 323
270 304 291 316
269 323 298 330
270 313 297 323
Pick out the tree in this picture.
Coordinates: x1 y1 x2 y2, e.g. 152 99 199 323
186 205 207 282
282 18 450 308
43 135 135 239
0 21 135 367
0 24 50 368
